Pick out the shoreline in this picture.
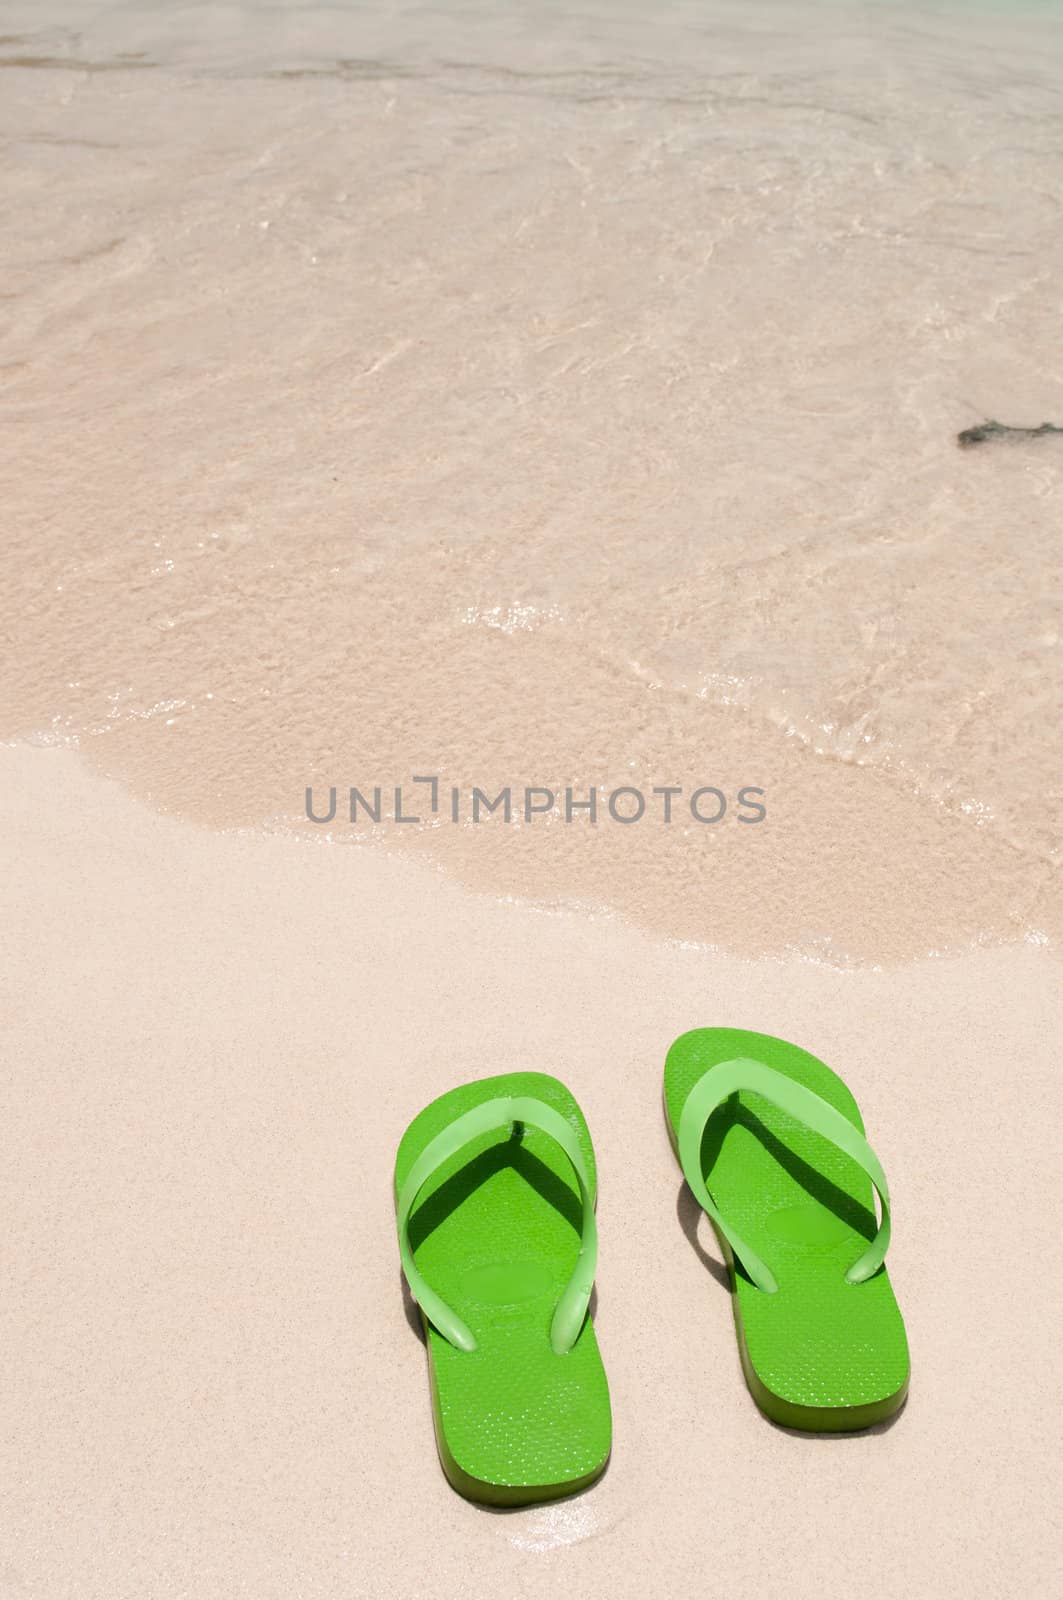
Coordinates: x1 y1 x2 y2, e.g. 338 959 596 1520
4 24 1060 963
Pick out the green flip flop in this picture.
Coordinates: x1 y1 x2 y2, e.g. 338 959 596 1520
394 1071 612 1504
664 1028 910 1431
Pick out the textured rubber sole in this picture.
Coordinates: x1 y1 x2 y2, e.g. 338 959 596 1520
395 1072 612 1505
664 1029 910 1433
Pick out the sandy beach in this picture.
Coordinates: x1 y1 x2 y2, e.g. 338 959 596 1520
2 3 1061 1597
2 744 1061 1599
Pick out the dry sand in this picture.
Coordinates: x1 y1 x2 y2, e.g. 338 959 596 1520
1 743 1060 1600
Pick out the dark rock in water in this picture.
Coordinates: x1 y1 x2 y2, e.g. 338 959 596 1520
957 418 1063 448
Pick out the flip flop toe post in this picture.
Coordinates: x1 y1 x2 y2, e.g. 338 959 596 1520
395 1072 611 1504
664 1028 910 1431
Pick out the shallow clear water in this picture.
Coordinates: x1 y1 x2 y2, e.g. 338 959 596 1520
2 0 1061 957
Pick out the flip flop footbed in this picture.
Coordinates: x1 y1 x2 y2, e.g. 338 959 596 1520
395 1071 611 1502
664 1028 910 1430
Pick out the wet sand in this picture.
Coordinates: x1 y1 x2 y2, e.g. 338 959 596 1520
2 15 1062 959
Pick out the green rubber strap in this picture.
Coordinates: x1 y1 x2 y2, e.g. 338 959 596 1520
677 1057 891 1294
396 1094 597 1355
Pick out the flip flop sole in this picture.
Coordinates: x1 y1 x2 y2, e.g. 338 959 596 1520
395 1071 611 1503
664 1028 910 1431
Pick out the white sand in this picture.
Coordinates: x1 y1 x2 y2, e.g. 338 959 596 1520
1 744 1059 1600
